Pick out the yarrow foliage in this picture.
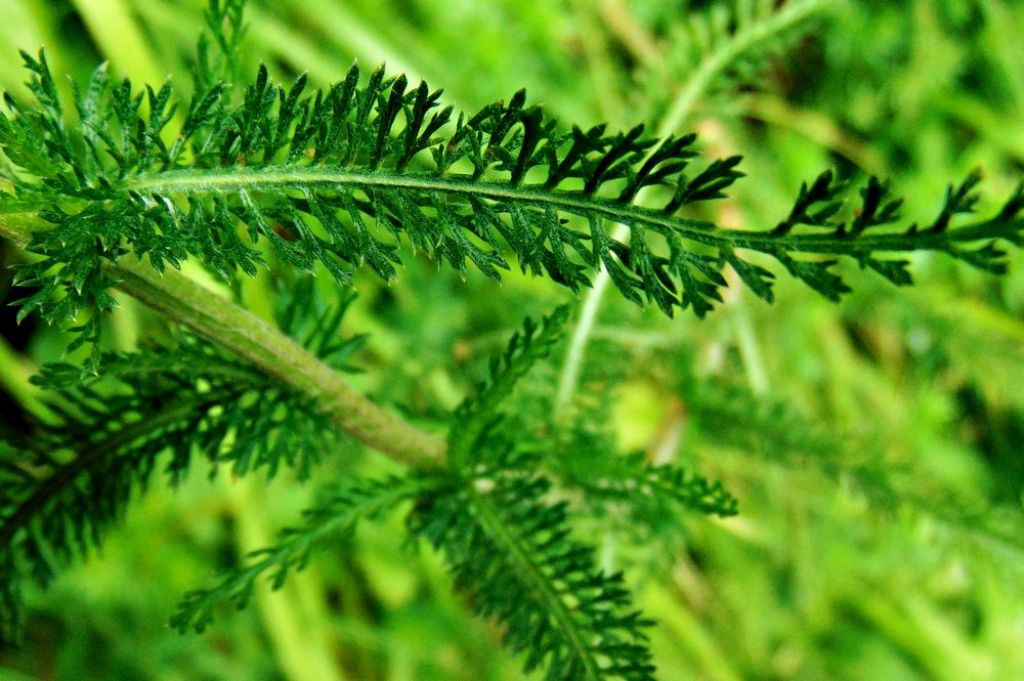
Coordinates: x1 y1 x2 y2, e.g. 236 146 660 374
410 454 658 681
1 0 1021 361
1 1 1023 679
0 277 359 641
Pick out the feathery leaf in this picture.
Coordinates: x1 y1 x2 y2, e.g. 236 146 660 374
2 38 1021 358
171 474 427 633
410 453 656 681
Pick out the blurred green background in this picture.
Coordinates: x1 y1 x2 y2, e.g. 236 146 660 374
1 0 1023 679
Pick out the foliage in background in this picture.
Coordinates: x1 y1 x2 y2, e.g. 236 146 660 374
0 0 1022 680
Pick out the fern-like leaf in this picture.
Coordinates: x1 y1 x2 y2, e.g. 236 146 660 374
0 283 360 642
410 456 656 681
649 0 836 124
449 305 569 466
3 22 1022 356
170 474 426 633
559 450 739 522
544 384 738 535
680 372 1024 575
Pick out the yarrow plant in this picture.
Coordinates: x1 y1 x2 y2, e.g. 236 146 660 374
1 1 1022 679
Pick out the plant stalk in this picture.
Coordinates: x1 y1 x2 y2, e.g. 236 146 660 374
0 213 447 468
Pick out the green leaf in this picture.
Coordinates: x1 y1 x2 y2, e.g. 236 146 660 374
449 306 570 466
410 461 656 681
4 45 1021 360
170 474 426 633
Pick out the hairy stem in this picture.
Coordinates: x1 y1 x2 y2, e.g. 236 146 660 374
0 214 447 468
122 167 713 238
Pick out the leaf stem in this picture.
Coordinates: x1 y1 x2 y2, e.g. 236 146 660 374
553 221 627 418
119 166 1019 257
121 166 715 238
0 392 206 549
0 213 447 468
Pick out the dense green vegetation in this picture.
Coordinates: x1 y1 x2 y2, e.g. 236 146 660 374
1 1 1022 679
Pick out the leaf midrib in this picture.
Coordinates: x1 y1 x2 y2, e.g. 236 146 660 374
466 485 604 681
119 165 1006 256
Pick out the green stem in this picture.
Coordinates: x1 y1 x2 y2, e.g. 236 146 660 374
123 166 713 238
553 0 628 420
110 258 446 466
0 214 447 468
553 221 626 418
120 166 1014 257
659 0 836 129
731 294 769 394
